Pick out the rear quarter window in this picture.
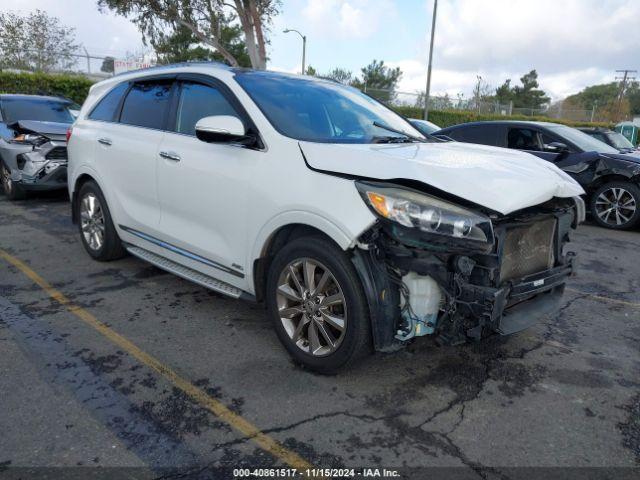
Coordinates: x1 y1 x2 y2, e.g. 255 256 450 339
88 82 129 122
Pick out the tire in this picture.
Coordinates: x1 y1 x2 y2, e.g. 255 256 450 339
589 181 640 230
77 181 126 261
1 162 27 200
266 235 372 374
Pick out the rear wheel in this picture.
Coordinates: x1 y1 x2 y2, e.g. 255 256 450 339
1 162 27 200
77 181 126 261
266 236 372 374
590 181 640 230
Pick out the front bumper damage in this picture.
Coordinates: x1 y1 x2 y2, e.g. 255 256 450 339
1 140 68 191
353 197 580 351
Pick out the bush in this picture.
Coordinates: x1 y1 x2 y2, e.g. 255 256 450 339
0 71 95 105
393 105 614 130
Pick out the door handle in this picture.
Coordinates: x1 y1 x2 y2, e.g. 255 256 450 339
97 137 112 146
159 151 181 162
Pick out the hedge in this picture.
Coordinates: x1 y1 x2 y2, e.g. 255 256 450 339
0 71 95 105
393 105 615 129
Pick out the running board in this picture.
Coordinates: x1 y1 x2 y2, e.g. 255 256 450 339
126 245 245 299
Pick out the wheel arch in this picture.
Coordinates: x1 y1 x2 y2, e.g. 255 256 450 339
252 218 359 303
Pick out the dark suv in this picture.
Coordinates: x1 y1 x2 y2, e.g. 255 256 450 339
436 121 640 230
0 94 75 200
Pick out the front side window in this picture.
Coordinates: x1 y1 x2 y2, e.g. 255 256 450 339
1 98 74 124
507 128 541 151
88 82 129 122
120 80 173 130
235 71 423 143
174 82 240 136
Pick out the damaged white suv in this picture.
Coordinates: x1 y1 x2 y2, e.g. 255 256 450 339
68 63 585 372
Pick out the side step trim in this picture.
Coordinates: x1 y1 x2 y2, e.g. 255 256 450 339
126 245 246 299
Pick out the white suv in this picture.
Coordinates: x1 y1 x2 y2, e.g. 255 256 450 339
68 63 585 372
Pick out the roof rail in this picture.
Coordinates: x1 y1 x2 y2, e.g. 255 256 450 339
112 60 233 78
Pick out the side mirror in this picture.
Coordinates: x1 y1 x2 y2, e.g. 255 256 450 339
195 115 248 144
544 141 569 153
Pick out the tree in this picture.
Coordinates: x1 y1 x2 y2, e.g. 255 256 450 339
495 79 513 104
512 70 550 110
352 59 402 103
305 65 318 76
153 20 250 66
101 56 115 73
97 0 280 69
324 67 353 85
0 10 79 72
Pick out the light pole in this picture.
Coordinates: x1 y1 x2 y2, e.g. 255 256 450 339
424 0 438 120
283 28 306 75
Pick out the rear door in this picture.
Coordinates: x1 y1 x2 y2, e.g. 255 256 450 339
93 77 174 236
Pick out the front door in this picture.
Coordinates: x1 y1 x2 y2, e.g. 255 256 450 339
156 78 258 284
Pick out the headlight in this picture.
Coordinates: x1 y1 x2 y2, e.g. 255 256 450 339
10 133 47 146
356 181 494 244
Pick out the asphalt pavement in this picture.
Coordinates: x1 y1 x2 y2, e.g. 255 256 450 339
0 190 639 479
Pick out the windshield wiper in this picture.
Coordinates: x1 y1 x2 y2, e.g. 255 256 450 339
372 121 426 143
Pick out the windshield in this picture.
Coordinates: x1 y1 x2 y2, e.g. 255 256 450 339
547 124 619 154
235 71 424 143
1 98 74 124
606 131 635 150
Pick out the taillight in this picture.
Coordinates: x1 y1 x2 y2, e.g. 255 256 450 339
66 127 73 142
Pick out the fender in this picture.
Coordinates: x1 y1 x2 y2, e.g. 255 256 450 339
248 210 375 289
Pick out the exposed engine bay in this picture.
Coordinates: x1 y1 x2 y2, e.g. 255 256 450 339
353 188 585 351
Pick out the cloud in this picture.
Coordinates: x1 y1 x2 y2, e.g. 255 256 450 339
302 0 397 39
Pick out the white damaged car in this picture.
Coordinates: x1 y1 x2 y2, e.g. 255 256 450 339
67 64 585 372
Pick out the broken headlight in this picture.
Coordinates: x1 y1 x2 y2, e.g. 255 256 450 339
356 181 494 244
10 133 48 146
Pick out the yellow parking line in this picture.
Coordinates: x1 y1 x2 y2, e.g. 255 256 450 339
0 249 313 470
566 287 640 308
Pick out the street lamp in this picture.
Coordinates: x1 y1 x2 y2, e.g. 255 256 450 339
424 0 438 120
283 28 306 75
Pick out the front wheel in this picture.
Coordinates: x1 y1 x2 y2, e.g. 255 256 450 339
1 162 27 200
589 181 640 230
266 236 372 373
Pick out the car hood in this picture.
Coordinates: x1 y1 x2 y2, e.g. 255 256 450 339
9 120 70 141
299 141 585 215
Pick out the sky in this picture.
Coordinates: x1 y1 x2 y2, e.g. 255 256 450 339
9 0 640 100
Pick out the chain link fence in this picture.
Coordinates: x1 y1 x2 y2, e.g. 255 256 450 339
364 86 603 123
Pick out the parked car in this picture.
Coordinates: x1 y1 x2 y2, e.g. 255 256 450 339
68 64 585 372
578 127 639 155
408 118 440 136
436 121 640 230
0 94 75 200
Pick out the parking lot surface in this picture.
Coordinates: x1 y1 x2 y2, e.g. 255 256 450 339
0 191 639 479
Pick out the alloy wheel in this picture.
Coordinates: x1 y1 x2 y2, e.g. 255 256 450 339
275 258 347 357
594 187 637 226
80 193 106 251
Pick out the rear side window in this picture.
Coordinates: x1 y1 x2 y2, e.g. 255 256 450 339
448 125 499 145
120 80 173 130
174 81 240 136
507 128 541 151
88 82 128 122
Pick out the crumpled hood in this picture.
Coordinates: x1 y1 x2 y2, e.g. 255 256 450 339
300 140 585 215
9 120 70 141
